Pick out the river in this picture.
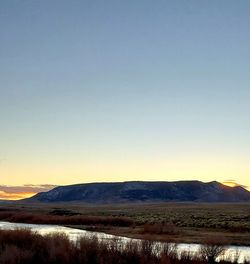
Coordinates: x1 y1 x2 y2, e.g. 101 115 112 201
0 221 249 263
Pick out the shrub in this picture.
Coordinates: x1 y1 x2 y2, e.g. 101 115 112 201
199 236 227 264
0 229 242 264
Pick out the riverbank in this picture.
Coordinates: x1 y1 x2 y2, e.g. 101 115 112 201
0 230 246 264
1 202 249 246
65 225 250 246
1 221 250 263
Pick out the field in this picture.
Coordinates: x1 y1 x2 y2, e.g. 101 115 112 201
0 202 249 246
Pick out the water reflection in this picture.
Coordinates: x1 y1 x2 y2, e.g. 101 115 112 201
0 221 249 263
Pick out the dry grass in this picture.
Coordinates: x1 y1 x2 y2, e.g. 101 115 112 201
0 202 249 245
0 229 248 264
0 211 134 227
143 222 178 235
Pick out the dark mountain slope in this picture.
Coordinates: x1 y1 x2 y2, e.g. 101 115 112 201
26 181 250 203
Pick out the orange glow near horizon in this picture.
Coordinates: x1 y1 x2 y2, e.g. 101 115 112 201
1 180 249 201
222 181 238 188
222 180 249 190
0 191 37 201
1 153 250 192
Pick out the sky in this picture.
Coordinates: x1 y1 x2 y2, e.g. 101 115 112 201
0 0 250 199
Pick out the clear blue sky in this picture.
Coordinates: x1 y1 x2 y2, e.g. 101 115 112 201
0 1 249 194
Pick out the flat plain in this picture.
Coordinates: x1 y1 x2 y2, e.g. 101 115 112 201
0 202 249 246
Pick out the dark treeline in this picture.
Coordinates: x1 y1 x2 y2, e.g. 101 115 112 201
0 229 248 264
0 211 133 227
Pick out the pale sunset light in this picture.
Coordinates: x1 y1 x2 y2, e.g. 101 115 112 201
0 1 249 199
0 2 249 262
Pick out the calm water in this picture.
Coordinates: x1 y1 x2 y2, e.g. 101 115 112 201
0 221 249 263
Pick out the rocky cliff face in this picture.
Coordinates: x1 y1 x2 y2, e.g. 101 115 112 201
27 181 250 203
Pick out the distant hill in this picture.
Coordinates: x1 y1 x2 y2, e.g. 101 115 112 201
26 181 250 203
